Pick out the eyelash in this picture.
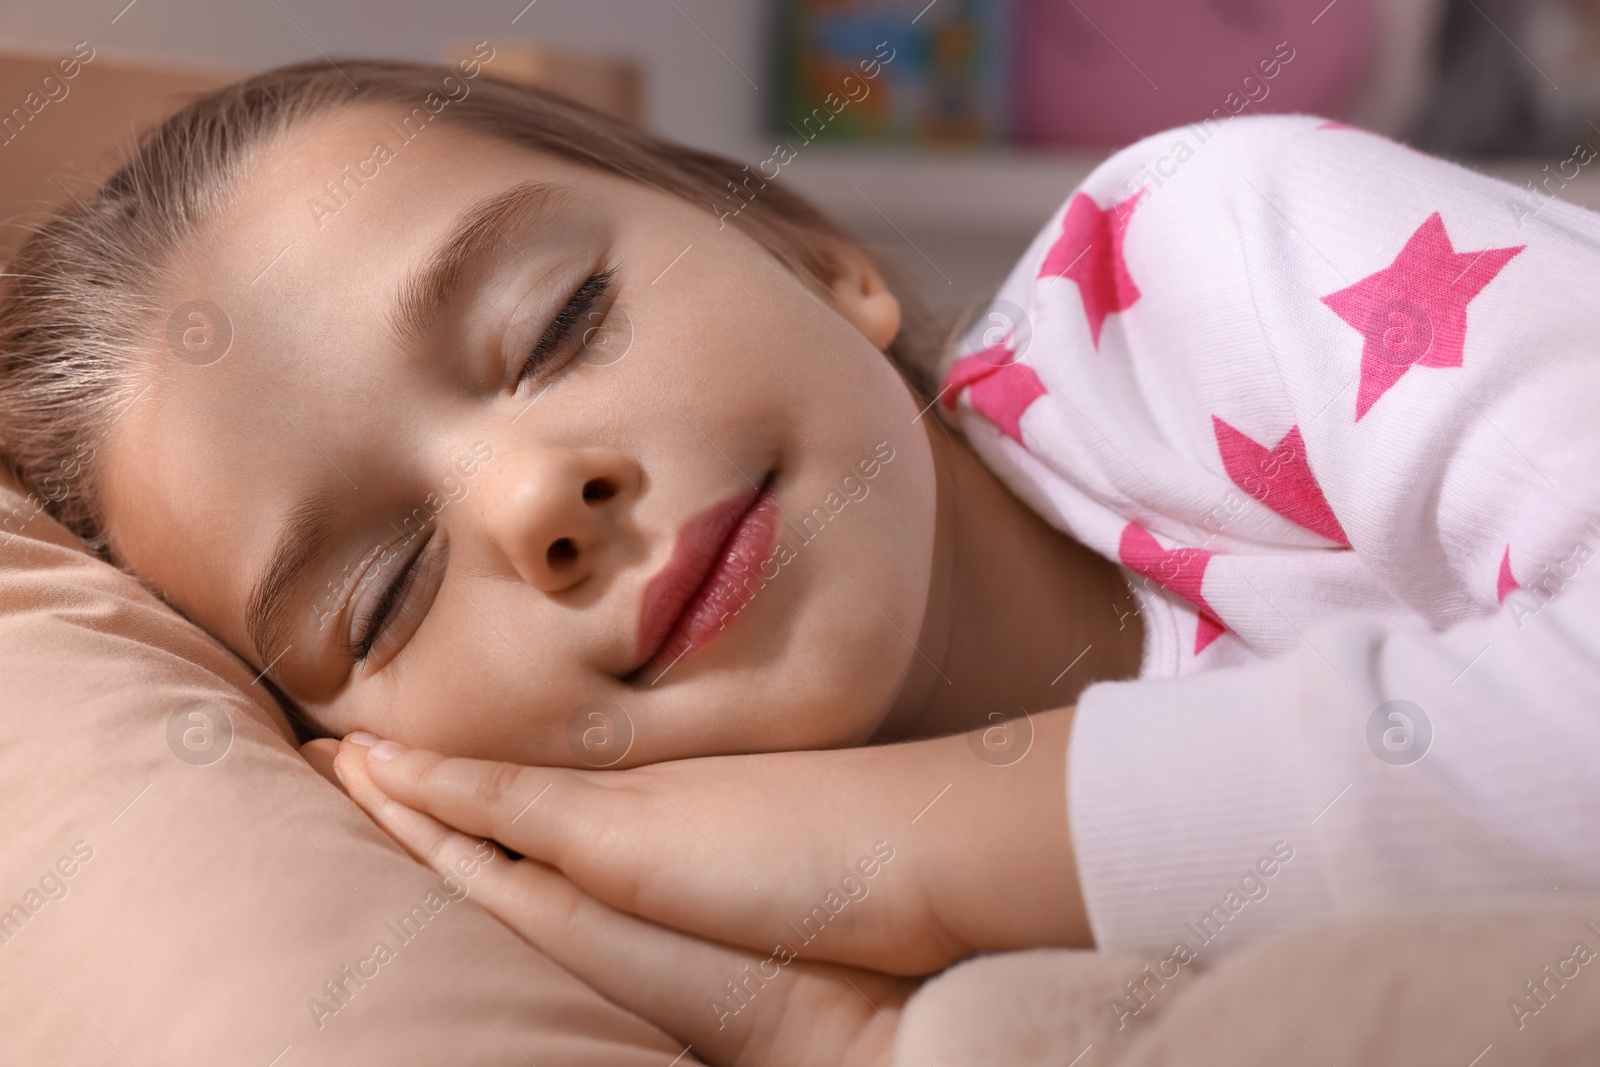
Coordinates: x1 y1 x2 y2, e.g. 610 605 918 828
348 534 430 663
518 266 617 386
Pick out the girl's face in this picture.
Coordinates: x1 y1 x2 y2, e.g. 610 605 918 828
101 106 942 767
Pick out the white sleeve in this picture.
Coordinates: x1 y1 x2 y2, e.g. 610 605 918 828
1058 116 1600 955
1070 557 1600 955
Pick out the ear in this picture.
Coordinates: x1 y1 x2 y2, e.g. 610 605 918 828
826 244 902 351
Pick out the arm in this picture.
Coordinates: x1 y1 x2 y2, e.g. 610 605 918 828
945 113 1600 955
1072 550 1600 955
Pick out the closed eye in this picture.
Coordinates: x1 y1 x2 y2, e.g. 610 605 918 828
346 531 445 665
518 266 616 388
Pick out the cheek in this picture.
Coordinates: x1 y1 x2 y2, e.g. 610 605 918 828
311 593 580 759
757 367 940 747
769 308 941 741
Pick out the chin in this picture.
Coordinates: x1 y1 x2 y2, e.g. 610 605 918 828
776 644 914 751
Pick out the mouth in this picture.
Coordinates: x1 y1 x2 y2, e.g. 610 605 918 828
626 470 780 683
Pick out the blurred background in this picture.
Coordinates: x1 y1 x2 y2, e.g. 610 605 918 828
2 0 1598 321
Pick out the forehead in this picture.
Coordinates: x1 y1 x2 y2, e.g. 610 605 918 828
98 105 624 653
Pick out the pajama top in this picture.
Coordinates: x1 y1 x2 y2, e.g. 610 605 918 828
938 112 1600 956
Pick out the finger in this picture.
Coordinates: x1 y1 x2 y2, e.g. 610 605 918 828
358 744 756 940
493 863 906 1067
300 738 342 790
341 741 907 1067
358 743 583 856
359 742 904 970
334 739 510 885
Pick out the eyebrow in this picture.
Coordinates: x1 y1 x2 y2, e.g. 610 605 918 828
390 178 573 347
245 489 341 665
245 178 573 666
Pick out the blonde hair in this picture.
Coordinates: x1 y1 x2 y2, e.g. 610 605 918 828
0 57 941 562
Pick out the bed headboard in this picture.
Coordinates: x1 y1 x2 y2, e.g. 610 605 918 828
0 46 237 261
0 41 641 263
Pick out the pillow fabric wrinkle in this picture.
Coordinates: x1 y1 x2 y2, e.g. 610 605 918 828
0 479 685 1065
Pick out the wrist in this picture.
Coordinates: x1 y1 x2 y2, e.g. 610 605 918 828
913 705 1090 956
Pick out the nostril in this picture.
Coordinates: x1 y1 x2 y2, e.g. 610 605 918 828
582 477 616 503
547 537 577 569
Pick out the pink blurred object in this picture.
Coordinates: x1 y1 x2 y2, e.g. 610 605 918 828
1013 0 1376 148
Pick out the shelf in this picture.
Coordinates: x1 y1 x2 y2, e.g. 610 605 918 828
760 144 1600 237
770 145 1105 236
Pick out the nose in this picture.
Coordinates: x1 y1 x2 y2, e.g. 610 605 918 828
474 445 637 593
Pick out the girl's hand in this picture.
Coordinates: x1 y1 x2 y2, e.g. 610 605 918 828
337 705 1088 977
332 742 914 1067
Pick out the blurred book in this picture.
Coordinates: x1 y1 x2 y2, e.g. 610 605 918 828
771 0 1009 147
1008 0 1375 149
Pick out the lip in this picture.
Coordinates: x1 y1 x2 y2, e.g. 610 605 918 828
628 472 780 682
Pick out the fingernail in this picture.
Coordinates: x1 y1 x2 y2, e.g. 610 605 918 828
347 731 380 747
368 740 406 762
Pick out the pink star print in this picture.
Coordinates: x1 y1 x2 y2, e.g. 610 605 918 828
1497 544 1521 604
939 342 1047 446
1212 417 1350 546
1118 522 1227 654
1039 189 1144 348
1321 212 1524 420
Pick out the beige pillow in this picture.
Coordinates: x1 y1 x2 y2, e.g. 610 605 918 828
0 471 685 1064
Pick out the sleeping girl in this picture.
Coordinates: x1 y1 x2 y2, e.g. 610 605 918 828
2 55 1597 1066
